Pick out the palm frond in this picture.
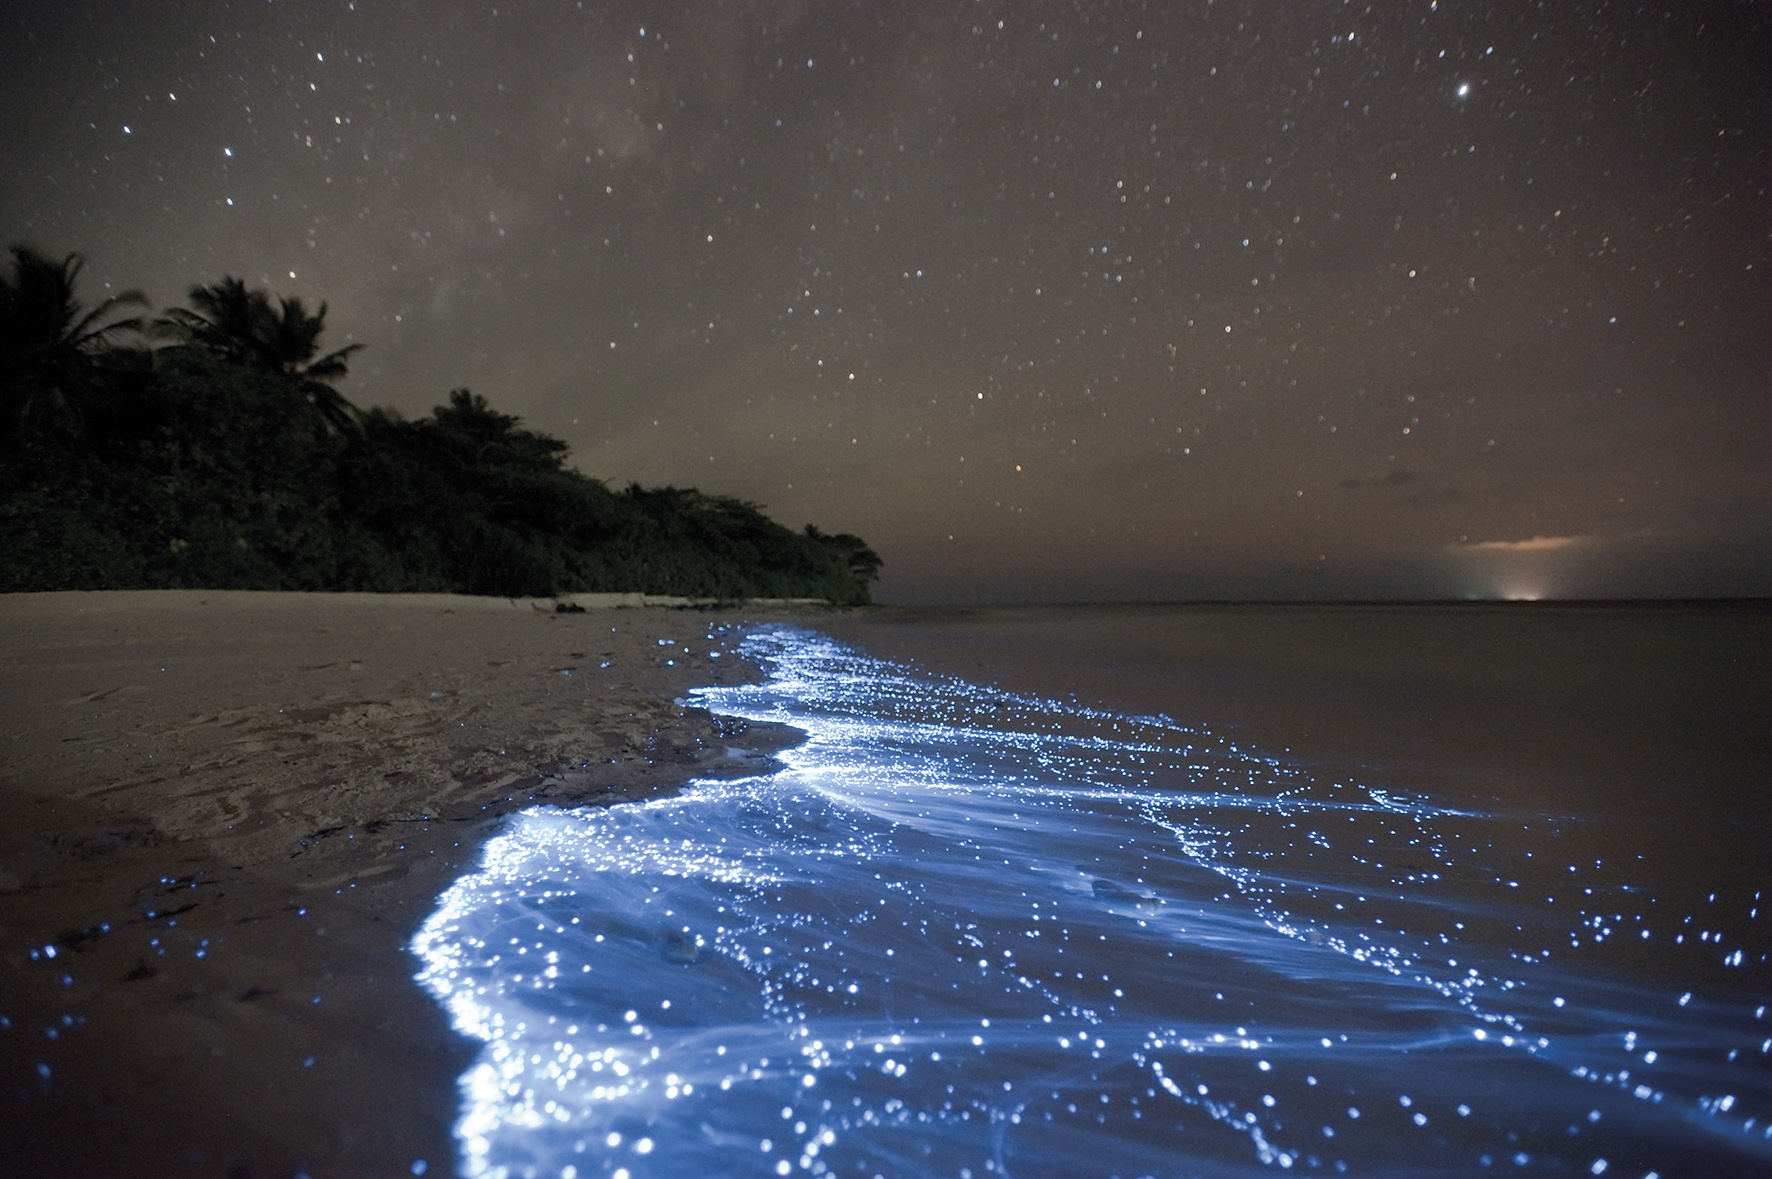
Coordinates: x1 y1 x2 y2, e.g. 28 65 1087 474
68 291 148 352
302 343 365 384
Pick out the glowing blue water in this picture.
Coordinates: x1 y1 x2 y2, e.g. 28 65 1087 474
413 626 1771 1178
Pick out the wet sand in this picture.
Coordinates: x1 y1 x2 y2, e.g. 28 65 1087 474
0 591 822 1179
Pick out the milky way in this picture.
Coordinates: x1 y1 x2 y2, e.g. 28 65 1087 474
5 1 1768 601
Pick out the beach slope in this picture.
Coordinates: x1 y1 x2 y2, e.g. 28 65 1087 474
0 590 807 1178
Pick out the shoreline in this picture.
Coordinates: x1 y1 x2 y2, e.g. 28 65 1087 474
11 594 1766 1176
0 590 827 1178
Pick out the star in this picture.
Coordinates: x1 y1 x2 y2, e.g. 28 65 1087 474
2 1 1765 601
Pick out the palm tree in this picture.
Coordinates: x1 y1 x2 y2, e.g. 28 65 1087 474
0 246 147 442
262 294 364 431
804 523 883 586
152 276 262 365
155 278 364 431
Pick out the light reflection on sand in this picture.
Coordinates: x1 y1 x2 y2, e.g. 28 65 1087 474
413 626 1770 1178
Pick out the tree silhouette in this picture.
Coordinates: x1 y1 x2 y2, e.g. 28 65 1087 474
0 246 147 443
4 249 881 602
152 276 259 365
805 523 883 587
155 277 364 431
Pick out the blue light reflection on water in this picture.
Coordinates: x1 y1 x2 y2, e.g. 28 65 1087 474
412 626 1771 1177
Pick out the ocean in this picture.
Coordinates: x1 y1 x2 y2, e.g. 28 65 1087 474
411 604 1772 1178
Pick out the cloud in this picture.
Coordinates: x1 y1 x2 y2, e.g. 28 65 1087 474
1395 486 1468 509
1339 468 1466 509
1340 468 1419 490
1459 534 1591 552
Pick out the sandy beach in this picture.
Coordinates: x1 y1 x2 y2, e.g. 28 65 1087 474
0 590 822 1178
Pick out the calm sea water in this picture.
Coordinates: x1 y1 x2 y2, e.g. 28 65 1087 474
412 611 1771 1178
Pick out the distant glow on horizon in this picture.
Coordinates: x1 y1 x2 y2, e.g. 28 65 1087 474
1446 535 1598 599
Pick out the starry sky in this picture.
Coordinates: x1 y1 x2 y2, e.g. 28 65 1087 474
5 0 1769 603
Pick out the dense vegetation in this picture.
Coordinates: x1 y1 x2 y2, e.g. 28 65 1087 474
0 247 880 602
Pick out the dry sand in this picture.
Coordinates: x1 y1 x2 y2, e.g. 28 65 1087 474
0 590 827 1178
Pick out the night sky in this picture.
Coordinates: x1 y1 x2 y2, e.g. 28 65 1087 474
6 1 1769 603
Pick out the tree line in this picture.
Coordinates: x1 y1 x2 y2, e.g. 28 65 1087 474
0 246 881 602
